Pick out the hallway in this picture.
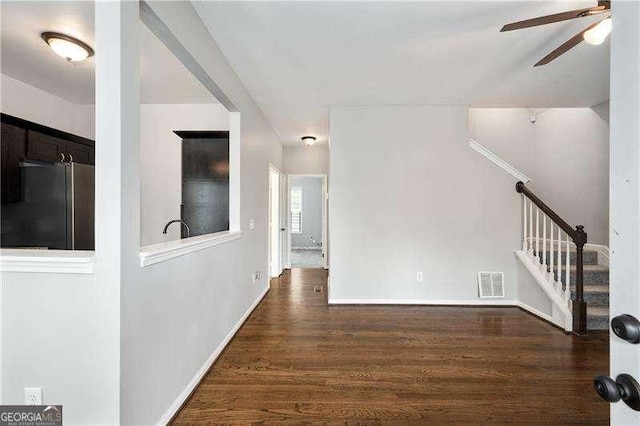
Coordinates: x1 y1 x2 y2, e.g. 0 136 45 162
290 249 323 268
172 269 609 424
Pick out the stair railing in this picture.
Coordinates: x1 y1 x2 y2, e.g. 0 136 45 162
516 181 587 335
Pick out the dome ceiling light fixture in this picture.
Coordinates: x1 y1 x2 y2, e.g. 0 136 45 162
302 136 317 146
41 32 94 62
500 0 611 67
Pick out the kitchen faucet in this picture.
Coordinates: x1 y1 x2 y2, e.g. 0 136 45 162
162 219 191 238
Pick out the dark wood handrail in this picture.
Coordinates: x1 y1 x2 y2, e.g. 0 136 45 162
515 181 588 335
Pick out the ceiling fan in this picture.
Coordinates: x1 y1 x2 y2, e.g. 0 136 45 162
501 1 611 67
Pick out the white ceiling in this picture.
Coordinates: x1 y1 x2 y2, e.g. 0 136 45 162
1 1 216 105
192 1 610 146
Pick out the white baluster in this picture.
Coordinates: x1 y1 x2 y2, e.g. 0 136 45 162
565 233 571 300
548 222 554 280
529 200 533 256
535 208 540 259
542 215 547 270
523 196 527 251
557 227 562 285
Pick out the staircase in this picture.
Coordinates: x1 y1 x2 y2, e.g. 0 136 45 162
533 248 609 330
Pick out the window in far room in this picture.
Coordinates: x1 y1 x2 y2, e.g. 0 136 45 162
290 186 302 234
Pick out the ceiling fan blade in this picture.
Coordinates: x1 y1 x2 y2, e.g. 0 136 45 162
534 21 601 67
500 4 607 32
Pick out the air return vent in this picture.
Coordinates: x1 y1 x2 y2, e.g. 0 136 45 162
477 272 505 298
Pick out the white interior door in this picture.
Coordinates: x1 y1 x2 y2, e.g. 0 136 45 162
268 167 280 278
609 2 640 423
280 172 288 273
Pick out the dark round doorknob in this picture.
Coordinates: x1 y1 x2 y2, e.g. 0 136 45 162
594 374 640 411
594 375 622 402
611 314 640 344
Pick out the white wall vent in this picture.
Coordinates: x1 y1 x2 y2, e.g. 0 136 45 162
477 272 505 298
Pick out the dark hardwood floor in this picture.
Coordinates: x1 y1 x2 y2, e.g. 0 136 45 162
172 268 609 424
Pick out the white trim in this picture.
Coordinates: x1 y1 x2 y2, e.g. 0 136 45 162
515 250 572 331
0 249 96 274
515 301 557 328
328 298 516 306
228 112 241 233
268 165 282 278
139 231 242 267
155 285 270 426
327 298 566 331
469 139 532 183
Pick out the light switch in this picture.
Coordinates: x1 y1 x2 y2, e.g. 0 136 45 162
250 219 255 230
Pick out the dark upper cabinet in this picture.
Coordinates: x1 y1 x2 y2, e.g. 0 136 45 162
27 131 95 166
27 130 68 163
66 140 95 165
1 113 95 205
1 122 26 203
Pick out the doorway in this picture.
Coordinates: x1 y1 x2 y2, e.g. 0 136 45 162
268 166 281 278
287 175 327 269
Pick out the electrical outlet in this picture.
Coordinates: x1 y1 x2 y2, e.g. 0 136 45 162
249 219 255 230
24 387 42 405
416 272 423 282
252 271 262 283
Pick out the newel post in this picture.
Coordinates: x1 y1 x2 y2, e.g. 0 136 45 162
572 225 588 335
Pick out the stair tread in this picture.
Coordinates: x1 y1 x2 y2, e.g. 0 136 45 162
534 249 598 266
549 264 609 273
534 246 597 252
583 285 609 293
587 306 609 317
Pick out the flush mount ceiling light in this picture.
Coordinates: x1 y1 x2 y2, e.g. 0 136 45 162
41 32 94 62
302 136 317 146
583 17 612 45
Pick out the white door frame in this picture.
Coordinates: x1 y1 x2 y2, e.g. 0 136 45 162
268 165 282 278
286 174 329 269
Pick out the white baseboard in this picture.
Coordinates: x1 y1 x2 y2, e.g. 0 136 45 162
155 284 270 425
327 298 563 331
328 298 516 306
514 301 557 326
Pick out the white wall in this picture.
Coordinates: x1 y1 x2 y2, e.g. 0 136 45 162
1 2 284 425
470 107 610 245
329 105 521 303
1 73 95 139
139 103 229 246
283 145 329 175
120 2 284 425
0 26 109 426
291 176 323 249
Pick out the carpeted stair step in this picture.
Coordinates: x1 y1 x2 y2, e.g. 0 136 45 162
587 306 609 331
582 285 609 307
529 249 609 331
534 249 598 266
544 264 610 286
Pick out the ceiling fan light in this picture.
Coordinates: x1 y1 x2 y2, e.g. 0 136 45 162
41 32 94 62
583 18 612 45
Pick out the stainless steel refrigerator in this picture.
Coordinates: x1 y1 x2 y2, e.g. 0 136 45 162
0 160 95 250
